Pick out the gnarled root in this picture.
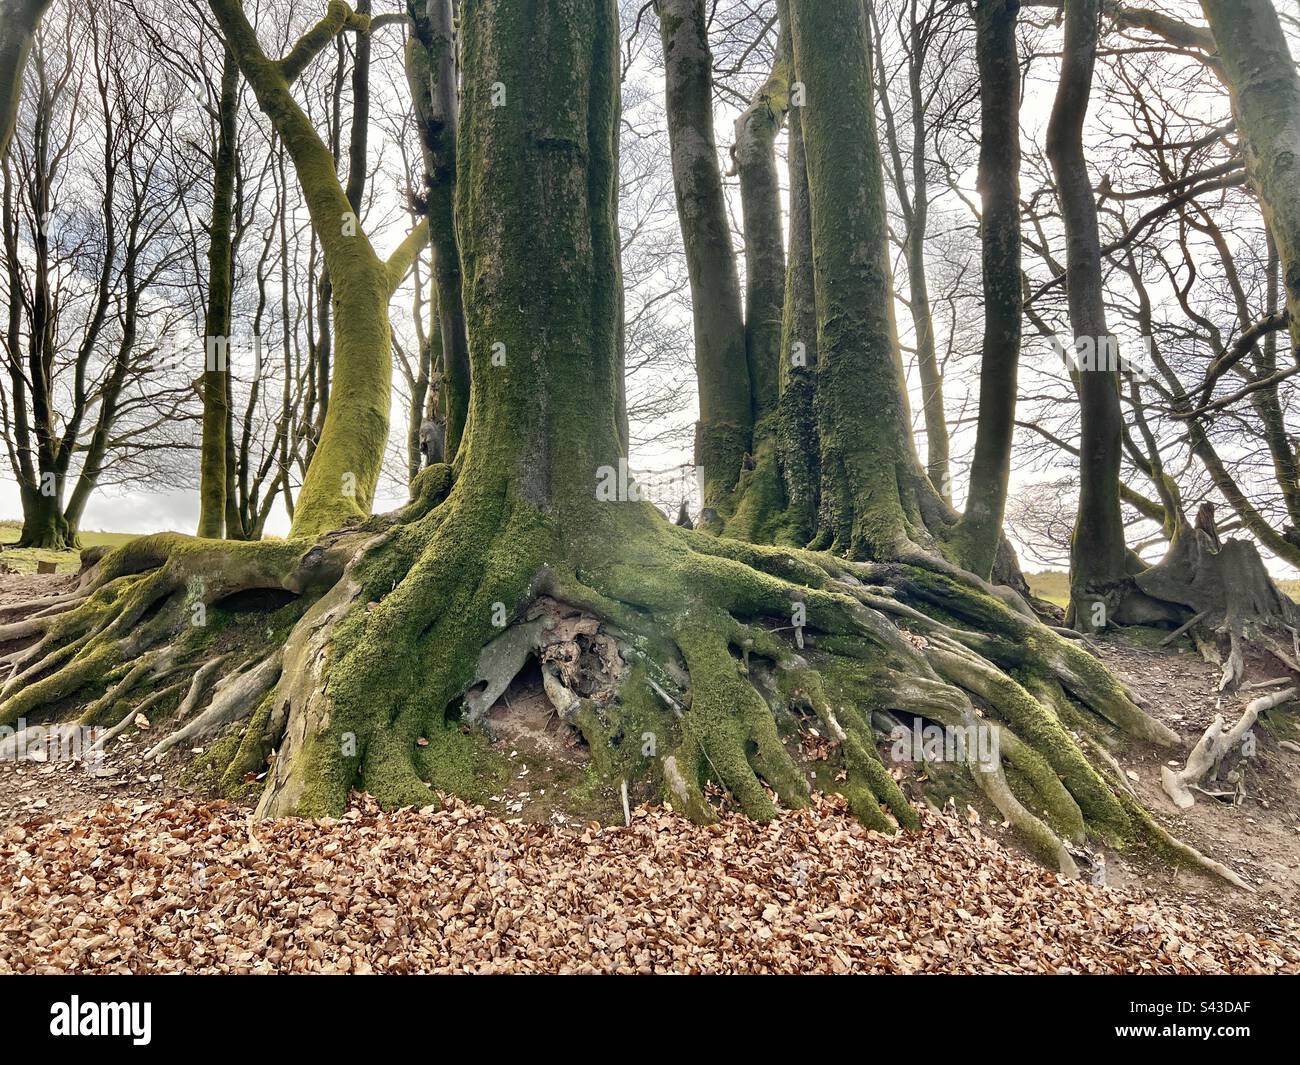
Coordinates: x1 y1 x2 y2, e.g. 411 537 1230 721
238 497 1239 887
1130 527 1300 692
0 532 354 773
4 495 1246 889
1161 686 1296 811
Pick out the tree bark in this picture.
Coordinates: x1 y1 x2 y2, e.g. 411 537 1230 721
871 0 950 497
657 0 752 511
789 0 937 559
197 46 240 539
1045 0 1128 631
1200 0 1300 364
955 0 1023 578
407 0 470 461
731 4 791 422
208 0 429 540
775 84 819 545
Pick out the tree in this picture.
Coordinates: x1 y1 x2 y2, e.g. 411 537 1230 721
197 47 240 539
2 0 196 549
1 0 1242 888
1045 0 1129 631
869 0 955 499
1199 0 1300 362
406 0 470 463
951 0 1023 578
206 0 427 540
656 0 752 514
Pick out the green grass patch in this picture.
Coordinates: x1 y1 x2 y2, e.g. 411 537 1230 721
0 519 140 574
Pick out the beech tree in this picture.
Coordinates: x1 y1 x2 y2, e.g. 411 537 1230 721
0 0 1263 888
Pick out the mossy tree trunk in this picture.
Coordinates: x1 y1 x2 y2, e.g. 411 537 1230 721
788 0 943 560
197 46 240 540
731 4 791 424
406 0 471 462
207 0 429 540
1045 0 1128 631
657 0 752 513
1 0 1241 890
774 90 819 546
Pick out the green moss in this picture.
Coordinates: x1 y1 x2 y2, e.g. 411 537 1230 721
414 723 508 803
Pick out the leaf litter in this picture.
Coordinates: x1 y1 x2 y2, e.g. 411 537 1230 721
1 794 1295 974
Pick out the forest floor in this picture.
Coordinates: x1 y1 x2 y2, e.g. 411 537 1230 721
1 568 1299 973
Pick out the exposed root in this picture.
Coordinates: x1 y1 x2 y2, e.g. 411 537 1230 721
1133 525 1300 692
2 497 1253 890
1161 686 1296 810
145 653 283 762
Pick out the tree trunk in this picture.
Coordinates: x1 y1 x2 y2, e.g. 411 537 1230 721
208 0 429 540
789 0 939 559
1045 0 1127 631
954 0 1022 578
731 5 791 423
775 91 820 545
17 484 70 550
407 0 471 462
0 0 50 160
197 46 239 539
2 0 1230 889
657 0 752 512
1200 0 1300 362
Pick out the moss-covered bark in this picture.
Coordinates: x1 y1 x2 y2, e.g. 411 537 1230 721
406 0 470 460
207 0 429 540
787 0 941 559
0 0 1238 888
774 94 819 547
732 3 792 422
657 0 752 511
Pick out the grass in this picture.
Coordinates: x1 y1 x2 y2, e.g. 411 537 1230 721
0 520 138 574
1027 569 1300 608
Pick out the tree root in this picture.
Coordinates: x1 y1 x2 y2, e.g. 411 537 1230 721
145 653 283 762
0 500 1253 889
1161 686 1296 810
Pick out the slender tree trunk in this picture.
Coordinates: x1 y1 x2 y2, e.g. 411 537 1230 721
955 0 1023 578
21 44 72 550
0 0 50 160
657 0 752 511
406 0 470 461
197 46 239 539
1200 0 1300 362
1046 0 1127 631
775 90 819 545
731 5 791 422
902 10 948 497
